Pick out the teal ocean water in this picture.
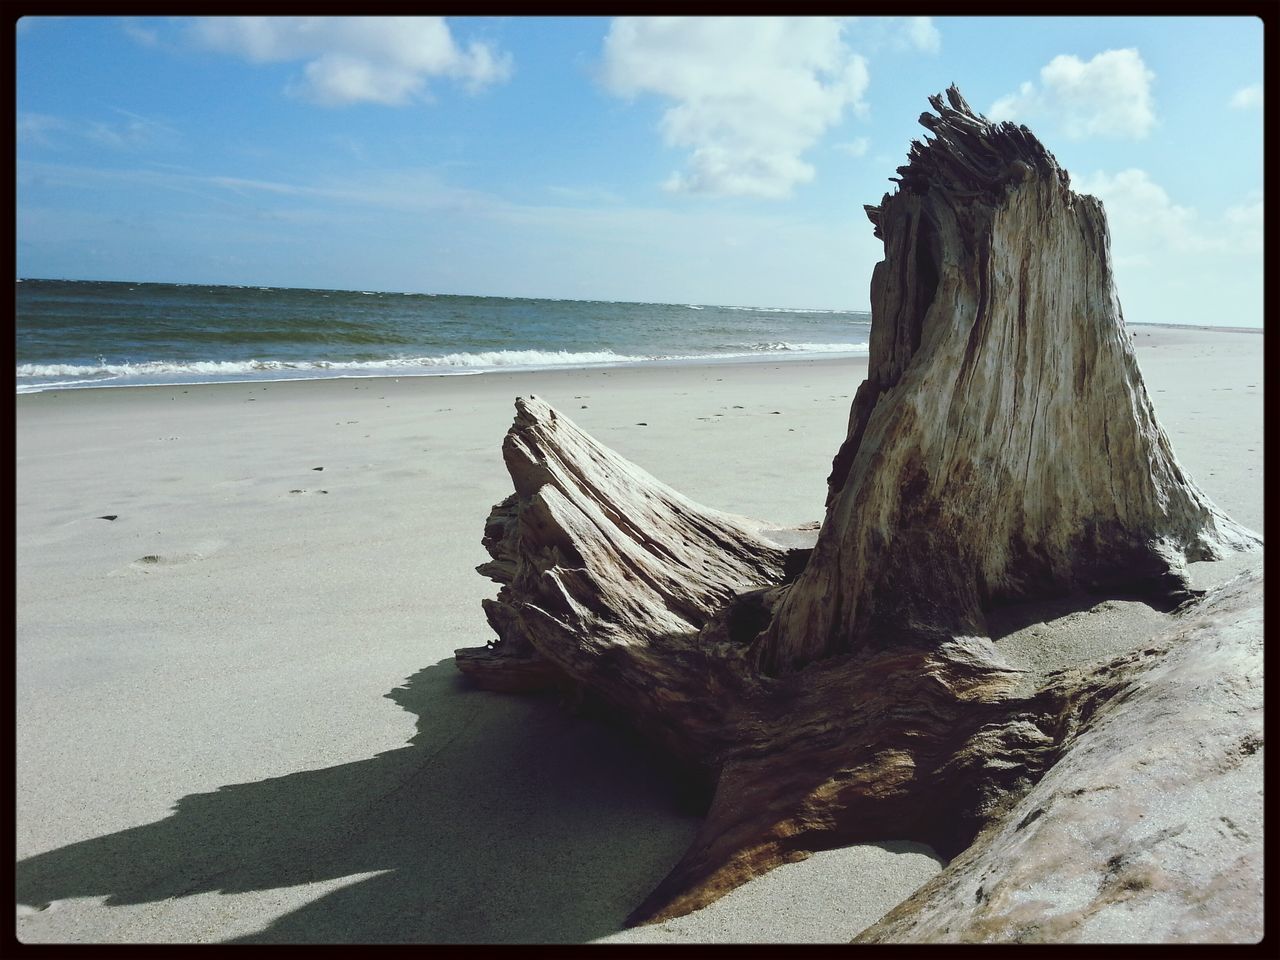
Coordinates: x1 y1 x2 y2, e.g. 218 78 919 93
15 279 871 393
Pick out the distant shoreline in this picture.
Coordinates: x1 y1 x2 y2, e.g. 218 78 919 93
14 277 868 316
15 279 1265 331
1126 322 1263 334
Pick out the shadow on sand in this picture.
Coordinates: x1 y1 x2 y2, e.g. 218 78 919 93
16 658 702 943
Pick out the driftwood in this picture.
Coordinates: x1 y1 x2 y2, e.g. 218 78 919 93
853 567 1263 943
454 86 1261 929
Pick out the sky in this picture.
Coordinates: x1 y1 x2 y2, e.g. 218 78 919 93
15 15 1266 324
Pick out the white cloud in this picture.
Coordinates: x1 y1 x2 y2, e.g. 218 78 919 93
990 48 1156 139
1224 196 1263 229
17 113 67 147
1077 169 1215 255
901 17 940 54
86 109 180 149
1073 171 1262 325
840 16 941 54
1230 84 1263 109
1077 169 1263 260
17 109 177 151
1223 195 1264 253
602 17 869 199
189 17 511 106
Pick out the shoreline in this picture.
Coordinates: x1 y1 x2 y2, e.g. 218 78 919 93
14 322 1262 396
16 324 1263 943
1126 321 1263 334
14 349 872 396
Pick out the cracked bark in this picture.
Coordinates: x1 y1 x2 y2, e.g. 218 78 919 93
452 86 1261 927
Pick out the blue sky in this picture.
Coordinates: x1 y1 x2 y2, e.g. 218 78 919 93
15 16 1264 324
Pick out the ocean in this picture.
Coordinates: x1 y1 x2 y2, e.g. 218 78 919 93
15 279 871 394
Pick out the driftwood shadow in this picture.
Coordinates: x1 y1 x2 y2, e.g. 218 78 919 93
15 658 699 943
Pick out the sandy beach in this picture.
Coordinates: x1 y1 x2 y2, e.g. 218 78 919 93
15 325 1263 944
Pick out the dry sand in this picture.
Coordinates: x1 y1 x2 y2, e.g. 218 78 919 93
14 326 1263 943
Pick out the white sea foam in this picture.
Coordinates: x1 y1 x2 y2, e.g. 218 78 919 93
16 377 114 393
15 343 869 392
747 341 869 353
722 305 870 315
14 350 645 386
419 349 643 368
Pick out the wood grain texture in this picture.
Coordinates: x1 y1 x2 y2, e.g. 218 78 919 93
855 569 1263 944
759 85 1259 675
453 87 1262 932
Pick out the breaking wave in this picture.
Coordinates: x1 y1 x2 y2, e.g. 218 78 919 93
745 341 869 353
16 342 870 392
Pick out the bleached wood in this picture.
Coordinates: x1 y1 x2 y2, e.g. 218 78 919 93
453 86 1261 929
758 84 1258 675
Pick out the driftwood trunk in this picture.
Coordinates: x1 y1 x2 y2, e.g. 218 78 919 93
454 86 1261 927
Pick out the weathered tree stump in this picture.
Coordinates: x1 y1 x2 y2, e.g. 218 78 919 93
454 86 1261 928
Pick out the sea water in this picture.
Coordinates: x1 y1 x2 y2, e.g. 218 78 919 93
15 279 871 393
